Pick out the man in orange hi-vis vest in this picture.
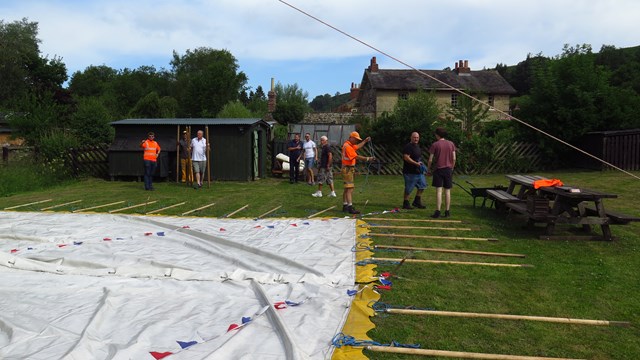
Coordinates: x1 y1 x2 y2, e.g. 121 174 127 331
140 132 161 191
341 131 375 214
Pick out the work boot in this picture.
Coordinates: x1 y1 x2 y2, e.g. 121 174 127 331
443 210 451 218
402 200 413 210
431 210 441 218
348 205 360 214
412 196 426 209
342 204 349 212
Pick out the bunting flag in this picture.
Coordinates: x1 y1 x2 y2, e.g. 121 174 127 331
73 241 83 245
181 225 190 229
227 323 240 331
156 232 165 236
103 237 112 241
10 249 18 253
219 228 226 231
144 232 153 236
177 340 198 349
149 351 173 359
57 244 67 248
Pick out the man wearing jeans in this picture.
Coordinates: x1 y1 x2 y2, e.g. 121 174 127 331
140 132 161 191
402 132 427 209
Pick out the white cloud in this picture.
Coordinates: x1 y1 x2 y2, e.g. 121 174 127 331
2 0 639 96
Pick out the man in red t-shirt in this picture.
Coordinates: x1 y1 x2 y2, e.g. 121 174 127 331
427 127 456 218
341 131 374 214
140 132 161 191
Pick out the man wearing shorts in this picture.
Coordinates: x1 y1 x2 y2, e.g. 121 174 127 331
402 132 427 209
190 130 208 189
312 136 336 198
341 131 374 214
302 132 317 185
427 127 456 218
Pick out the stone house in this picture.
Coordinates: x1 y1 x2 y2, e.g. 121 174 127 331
353 57 517 121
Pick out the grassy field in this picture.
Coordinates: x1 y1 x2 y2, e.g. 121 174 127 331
1 170 639 359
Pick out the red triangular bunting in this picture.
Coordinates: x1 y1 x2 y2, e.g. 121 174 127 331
149 351 173 359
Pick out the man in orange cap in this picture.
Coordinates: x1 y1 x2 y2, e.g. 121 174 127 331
341 131 374 214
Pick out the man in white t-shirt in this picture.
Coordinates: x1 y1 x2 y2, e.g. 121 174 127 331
190 130 208 189
302 133 317 185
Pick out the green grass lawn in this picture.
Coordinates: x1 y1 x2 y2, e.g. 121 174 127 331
1 170 639 359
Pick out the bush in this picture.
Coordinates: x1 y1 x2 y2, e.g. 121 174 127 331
0 160 71 197
37 129 80 178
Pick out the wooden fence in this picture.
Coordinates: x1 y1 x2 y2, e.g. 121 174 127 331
269 141 542 176
67 145 109 178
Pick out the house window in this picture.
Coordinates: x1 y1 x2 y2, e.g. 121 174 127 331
398 92 409 101
451 93 458 107
487 95 495 107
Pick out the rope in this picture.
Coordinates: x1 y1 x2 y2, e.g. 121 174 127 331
356 259 401 266
370 301 436 313
331 333 420 349
277 0 640 181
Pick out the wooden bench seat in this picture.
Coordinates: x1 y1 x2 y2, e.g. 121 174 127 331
583 206 640 225
486 189 523 203
506 202 556 222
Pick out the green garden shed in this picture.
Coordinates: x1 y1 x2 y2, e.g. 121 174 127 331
109 118 270 181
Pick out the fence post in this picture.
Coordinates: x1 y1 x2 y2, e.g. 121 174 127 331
2 145 8 164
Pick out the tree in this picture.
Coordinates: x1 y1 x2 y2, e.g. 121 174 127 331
68 65 118 98
171 47 247 117
246 85 268 116
0 18 68 107
371 90 441 146
69 97 114 144
272 82 309 125
217 101 254 118
446 91 490 138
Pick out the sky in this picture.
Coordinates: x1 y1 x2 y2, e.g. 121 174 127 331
2 0 640 100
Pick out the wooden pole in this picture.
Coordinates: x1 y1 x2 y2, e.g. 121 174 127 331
146 201 187 215
181 202 216 216
364 217 462 224
369 233 498 242
41 200 83 211
256 205 282 219
307 205 337 219
225 204 249 218
375 245 526 258
72 201 125 213
372 257 531 268
368 224 472 231
206 125 211 188
4 199 52 210
384 308 630 327
187 125 193 186
108 201 157 214
176 125 180 183
366 345 585 360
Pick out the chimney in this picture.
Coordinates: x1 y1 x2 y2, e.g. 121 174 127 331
350 82 360 100
454 60 471 74
267 77 277 113
368 56 379 73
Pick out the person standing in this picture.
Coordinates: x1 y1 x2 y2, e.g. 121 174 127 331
177 130 190 183
341 131 374 214
302 132 318 185
427 127 457 218
287 133 303 184
140 132 161 191
312 136 336 198
190 130 208 189
402 132 427 209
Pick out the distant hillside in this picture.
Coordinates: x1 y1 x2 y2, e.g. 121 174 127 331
309 93 351 112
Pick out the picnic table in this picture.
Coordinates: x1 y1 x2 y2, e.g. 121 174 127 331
487 174 640 241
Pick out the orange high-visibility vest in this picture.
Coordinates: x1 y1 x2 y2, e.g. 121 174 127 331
141 140 160 162
342 141 357 166
533 179 563 189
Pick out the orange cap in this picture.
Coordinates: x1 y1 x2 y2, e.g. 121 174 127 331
349 131 362 141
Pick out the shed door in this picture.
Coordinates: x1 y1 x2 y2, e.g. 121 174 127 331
253 130 259 180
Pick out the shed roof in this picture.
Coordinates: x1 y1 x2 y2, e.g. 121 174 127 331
364 69 517 94
111 118 269 126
